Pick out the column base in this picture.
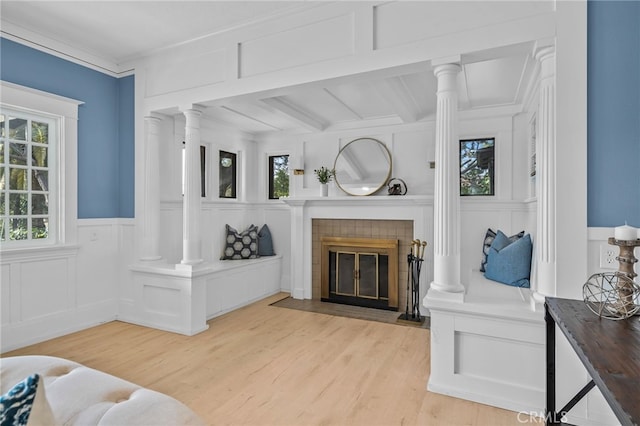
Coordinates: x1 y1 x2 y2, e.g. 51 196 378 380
530 291 546 312
426 284 465 303
176 260 204 272
139 255 163 262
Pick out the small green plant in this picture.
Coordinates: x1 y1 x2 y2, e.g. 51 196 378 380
314 166 334 184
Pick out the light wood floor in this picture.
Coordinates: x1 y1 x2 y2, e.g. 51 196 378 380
3 293 528 425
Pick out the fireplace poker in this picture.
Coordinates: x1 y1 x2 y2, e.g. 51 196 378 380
405 242 414 318
413 241 427 319
398 239 427 326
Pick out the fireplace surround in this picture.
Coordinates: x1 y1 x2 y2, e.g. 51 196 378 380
282 195 433 307
313 218 413 311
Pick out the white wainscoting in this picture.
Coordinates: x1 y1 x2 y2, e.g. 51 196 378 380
0 219 129 353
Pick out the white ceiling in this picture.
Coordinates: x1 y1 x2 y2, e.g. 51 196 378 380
0 1 537 136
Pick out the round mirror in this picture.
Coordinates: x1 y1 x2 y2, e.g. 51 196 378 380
333 137 392 196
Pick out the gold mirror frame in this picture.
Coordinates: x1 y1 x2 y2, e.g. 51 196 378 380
333 137 392 196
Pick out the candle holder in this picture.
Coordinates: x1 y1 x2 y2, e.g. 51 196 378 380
607 237 640 281
605 237 640 317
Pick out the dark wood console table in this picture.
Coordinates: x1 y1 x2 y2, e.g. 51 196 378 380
545 297 640 425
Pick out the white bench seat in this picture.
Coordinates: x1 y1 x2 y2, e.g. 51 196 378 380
127 255 282 335
424 269 545 414
206 255 283 319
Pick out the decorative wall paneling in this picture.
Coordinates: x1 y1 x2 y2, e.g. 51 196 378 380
238 13 356 78
140 2 557 114
0 219 130 353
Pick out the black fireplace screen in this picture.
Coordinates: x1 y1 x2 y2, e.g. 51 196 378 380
328 250 389 309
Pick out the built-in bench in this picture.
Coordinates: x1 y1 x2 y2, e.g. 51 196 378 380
127 255 283 336
425 270 545 413
205 255 283 319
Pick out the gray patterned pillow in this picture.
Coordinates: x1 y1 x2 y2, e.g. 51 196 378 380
222 224 259 259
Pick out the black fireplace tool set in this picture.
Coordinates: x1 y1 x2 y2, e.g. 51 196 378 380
397 239 427 325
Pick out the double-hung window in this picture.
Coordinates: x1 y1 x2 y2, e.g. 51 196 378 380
0 108 57 243
0 81 80 249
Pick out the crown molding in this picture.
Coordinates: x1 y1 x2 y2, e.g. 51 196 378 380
1 20 133 78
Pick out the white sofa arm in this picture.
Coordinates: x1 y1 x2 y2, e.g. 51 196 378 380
0 355 205 426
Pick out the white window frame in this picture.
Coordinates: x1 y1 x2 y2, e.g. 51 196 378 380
0 81 81 251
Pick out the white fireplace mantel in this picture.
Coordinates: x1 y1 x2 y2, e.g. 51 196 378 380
281 195 434 207
281 195 434 300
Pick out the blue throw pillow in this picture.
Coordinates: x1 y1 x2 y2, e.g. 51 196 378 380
258 224 276 256
480 228 525 272
0 374 40 426
484 230 532 288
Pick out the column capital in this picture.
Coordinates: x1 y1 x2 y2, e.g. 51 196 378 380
432 54 461 68
534 45 555 64
144 114 163 124
180 104 205 115
182 108 203 120
433 63 461 79
533 38 555 59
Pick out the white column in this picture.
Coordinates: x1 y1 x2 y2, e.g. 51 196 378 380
430 63 465 296
179 108 203 266
534 45 557 300
288 199 306 299
140 116 163 261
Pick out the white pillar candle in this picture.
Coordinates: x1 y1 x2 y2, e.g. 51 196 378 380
614 223 637 241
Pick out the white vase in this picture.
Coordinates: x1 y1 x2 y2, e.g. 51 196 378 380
320 183 328 197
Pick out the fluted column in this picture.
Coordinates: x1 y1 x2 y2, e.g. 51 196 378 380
140 116 163 261
431 63 465 295
180 108 203 266
534 45 557 300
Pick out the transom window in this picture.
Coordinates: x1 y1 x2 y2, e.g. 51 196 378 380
0 108 57 242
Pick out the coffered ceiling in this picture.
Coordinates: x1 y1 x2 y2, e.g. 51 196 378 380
1 1 537 136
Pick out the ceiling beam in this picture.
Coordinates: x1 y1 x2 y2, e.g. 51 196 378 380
261 97 328 132
374 77 420 123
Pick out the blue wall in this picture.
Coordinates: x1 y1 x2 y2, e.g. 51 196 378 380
117 76 135 218
0 38 135 218
587 1 640 228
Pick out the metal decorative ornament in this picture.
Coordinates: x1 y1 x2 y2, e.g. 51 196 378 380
387 177 407 195
582 272 640 320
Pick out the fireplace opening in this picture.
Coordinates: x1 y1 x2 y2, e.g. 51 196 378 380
321 237 398 310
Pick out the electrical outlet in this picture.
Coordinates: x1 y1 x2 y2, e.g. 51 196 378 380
599 245 617 269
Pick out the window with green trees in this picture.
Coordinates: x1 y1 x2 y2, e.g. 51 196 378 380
268 154 289 199
460 138 495 196
0 109 55 242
